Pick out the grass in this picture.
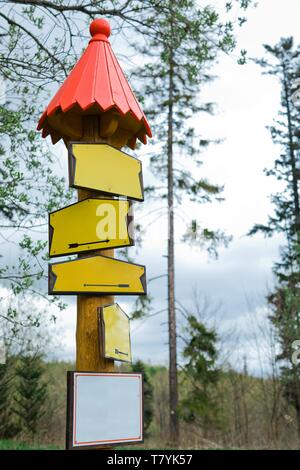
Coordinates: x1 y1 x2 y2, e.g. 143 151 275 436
0 440 155 451
0 439 176 451
0 439 222 451
0 439 62 450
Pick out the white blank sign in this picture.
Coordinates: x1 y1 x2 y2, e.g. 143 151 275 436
67 372 143 449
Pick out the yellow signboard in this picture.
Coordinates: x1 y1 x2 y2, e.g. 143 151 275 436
68 143 144 201
99 304 132 363
48 255 146 295
49 198 133 257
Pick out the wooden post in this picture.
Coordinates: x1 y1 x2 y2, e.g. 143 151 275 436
75 115 122 373
37 17 152 450
38 12 151 373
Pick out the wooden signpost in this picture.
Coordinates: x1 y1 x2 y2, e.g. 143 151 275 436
99 304 132 363
69 143 144 201
49 198 133 257
38 18 151 450
49 255 146 295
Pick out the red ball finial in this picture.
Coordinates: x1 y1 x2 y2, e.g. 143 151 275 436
89 18 111 40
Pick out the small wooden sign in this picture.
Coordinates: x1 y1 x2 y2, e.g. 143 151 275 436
99 304 132 363
49 198 133 257
68 143 144 201
66 372 143 449
48 255 146 295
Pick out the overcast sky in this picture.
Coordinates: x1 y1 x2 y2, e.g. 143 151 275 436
2 0 300 375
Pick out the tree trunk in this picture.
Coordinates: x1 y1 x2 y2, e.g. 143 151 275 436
167 33 179 445
291 368 300 439
75 115 116 373
282 62 300 233
282 62 300 410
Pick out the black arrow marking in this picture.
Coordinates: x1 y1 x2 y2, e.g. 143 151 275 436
68 239 110 249
115 349 129 356
83 283 130 288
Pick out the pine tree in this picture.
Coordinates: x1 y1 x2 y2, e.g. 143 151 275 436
131 0 248 444
249 37 300 436
0 359 17 439
14 353 47 437
180 314 220 434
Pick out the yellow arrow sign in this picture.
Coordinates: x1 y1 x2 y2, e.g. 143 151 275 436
48 255 146 295
99 304 132 363
68 143 144 201
49 198 133 257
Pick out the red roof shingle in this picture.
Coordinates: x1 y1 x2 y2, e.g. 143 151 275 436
37 19 151 149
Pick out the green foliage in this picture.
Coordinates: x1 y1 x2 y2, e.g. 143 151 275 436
0 365 10 434
180 314 220 428
0 439 61 450
0 95 73 300
0 361 18 439
130 294 153 320
132 360 154 434
0 74 73 312
0 1 176 328
134 2 234 200
1 358 299 449
267 285 300 411
14 354 48 437
129 0 251 269
249 37 300 431
183 220 232 258
249 38 300 279
0 1 251 325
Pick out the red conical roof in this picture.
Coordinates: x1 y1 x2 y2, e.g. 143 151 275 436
37 19 151 149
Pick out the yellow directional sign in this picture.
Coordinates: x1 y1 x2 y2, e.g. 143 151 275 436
68 143 144 201
48 255 146 295
99 304 132 363
49 198 133 257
